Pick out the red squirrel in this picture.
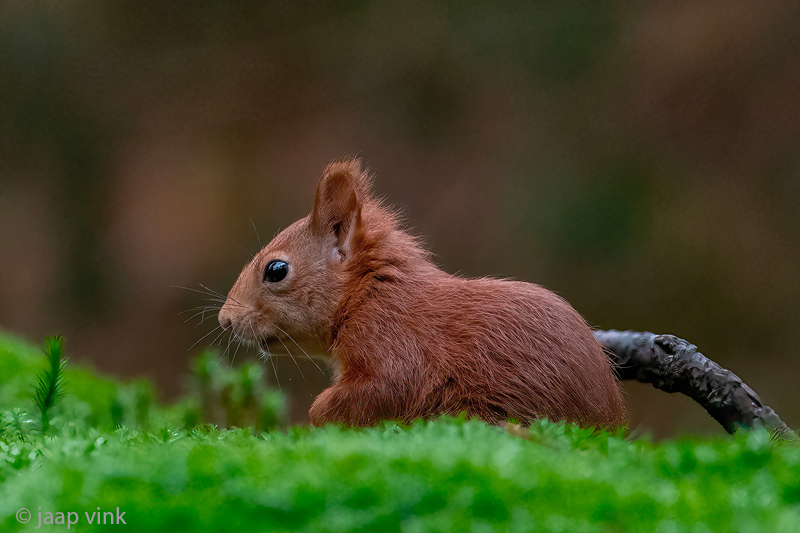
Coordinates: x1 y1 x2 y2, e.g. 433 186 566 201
218 159 627 428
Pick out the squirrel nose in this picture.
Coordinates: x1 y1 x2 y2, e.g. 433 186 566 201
218 304 233 330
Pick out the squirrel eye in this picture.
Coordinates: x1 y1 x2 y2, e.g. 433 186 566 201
263 259 289 283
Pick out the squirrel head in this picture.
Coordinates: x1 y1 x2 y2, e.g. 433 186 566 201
218 159 370 353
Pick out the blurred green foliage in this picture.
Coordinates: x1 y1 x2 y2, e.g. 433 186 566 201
0 332 286 437
1 334 799 531
182 351 287 433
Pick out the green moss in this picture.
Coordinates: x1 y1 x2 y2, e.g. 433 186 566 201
1 333 799 532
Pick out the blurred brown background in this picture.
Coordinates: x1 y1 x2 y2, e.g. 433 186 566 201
1 1 798 438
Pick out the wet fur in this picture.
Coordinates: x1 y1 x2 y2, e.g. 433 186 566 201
219 159 627 428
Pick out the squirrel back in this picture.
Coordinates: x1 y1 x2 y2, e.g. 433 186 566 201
219 159 627 428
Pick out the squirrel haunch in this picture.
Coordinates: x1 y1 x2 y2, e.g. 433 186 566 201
219 159 627 428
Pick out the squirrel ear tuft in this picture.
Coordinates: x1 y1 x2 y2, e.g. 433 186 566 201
311 159 363 252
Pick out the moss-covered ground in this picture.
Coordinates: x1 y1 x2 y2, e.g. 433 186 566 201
1 333 798 532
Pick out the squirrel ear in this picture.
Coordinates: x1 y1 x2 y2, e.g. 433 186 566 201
311 161 362 254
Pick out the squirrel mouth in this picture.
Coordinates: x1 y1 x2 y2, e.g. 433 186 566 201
258 335 275 350
228 330 281 353
258 334 287 354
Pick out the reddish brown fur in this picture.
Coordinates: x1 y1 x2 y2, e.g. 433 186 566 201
219 159 627 428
